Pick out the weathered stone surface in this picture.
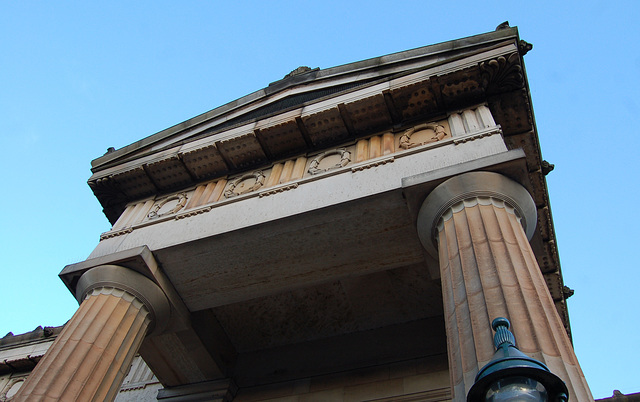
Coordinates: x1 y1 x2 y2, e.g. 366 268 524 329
14 288 151 401
419 172 593 401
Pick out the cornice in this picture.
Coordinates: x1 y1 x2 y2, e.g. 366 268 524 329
90 39 531 225
91 28 520 171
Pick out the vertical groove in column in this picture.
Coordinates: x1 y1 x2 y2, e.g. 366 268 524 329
70 292 147 401
55 293 127 399
470 202 510 332
435 197 593 401
27 293 113 397
508 211 571 356
82 297 150 402
438 220 464 398
504 211 592 401
452 206 485 395
451 205 484 375
481 202 539 353
461 201 500 365
14 288 151 402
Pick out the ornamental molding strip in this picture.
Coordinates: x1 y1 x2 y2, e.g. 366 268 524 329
259 183 299 198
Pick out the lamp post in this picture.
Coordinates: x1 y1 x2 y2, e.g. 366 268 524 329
467 318 569 401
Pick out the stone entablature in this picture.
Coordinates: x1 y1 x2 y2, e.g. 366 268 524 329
89 32 528 227
104 106 498 238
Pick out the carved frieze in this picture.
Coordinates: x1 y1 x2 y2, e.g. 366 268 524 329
100 107 497 240
148 193 188 219
224 171 266 198
399 123 447 149
308 149 351 175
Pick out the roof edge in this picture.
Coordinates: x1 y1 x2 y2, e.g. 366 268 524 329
90 27 519 170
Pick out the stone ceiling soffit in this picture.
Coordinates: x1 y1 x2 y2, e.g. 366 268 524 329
301 107 350 148
179 121 257 155
487 88 533 135
343 94 392 135
145 156 195 192
438 66 485 109
389 79 440 123
88 144 186 189
86 188 129 225
112 166 157 199
89 176 128 213
216 133 268 170
254 120 307 160
181 144 229 181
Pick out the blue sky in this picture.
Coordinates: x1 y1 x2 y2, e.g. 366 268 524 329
1 1 638 398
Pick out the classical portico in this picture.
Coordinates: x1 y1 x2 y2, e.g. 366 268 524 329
16 27 592 401
416 171 591 400
14 266 170 401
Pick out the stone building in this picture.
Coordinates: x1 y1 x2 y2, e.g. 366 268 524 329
9 26 593 401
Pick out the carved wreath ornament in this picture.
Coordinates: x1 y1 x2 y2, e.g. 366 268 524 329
224 171 266 198
399 124 447 149
308 148 351 175
147 193 188 219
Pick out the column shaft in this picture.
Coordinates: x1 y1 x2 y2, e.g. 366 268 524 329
14 287 151 402
437 196 592 400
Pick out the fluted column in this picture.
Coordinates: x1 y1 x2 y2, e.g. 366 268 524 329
15 265 170 402
417 171 592 401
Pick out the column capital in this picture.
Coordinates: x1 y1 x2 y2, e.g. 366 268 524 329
76 264 171 335
417 171 537 258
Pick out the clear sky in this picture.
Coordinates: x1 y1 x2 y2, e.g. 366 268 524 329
1 1 638 399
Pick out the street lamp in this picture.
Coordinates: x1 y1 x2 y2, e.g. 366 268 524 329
467 317 569 401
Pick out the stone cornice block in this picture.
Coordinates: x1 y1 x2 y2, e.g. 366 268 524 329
59 245 191 333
